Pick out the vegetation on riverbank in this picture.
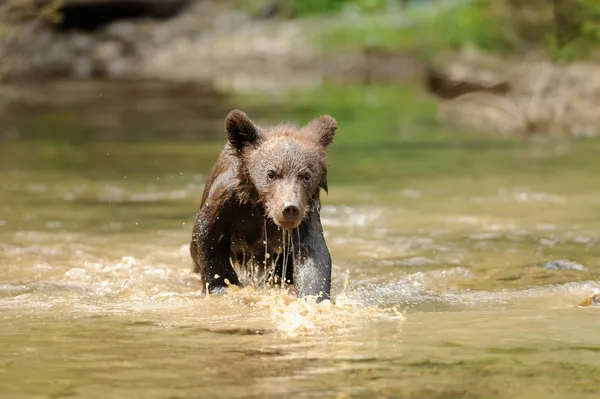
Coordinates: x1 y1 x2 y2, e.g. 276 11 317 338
294 0 600 61
2 0 598 59
1 0 600 137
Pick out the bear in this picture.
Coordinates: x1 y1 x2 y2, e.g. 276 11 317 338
190 109 337 303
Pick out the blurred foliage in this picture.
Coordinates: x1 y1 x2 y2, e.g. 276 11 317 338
0 0 63 37
236 84 452 148
314 0 518 56
429 1 516 51
235 0 403 19
580 0 600 38
550 0 600 61
289 0 393 17
0 1 59 94
295 0 599 59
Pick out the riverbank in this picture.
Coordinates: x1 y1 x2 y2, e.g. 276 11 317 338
0 1 425 92
1 0 600 136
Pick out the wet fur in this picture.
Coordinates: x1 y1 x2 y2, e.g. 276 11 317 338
190 110 337 302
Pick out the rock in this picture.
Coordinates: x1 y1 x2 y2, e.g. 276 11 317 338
103 21 137 39
578 294 600 307
540 259 587 271
69 33 94 52
425 66 512 100
432 48 600 137
105 57 129 77
0 0 426 92
72 55 94 78
93 41 123 63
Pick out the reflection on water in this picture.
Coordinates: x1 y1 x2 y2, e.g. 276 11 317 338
1 81 600 398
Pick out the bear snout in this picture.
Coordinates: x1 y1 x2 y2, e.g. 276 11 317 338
283 201 300 218
272 200 304 230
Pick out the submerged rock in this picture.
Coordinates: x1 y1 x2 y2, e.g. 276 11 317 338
578 294 600 307
540 259 587 271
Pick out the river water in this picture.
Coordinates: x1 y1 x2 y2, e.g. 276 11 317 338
1 81 600 398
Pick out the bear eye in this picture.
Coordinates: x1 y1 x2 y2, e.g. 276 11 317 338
267 170 276 180
303 172 311 182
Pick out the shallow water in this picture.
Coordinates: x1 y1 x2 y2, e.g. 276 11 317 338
1 81 600 398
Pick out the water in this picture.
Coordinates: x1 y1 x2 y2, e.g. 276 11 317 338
1 81 600 398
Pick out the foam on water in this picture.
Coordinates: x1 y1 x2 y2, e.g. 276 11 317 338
2 202 600 343
1 254 407 337
5 250 596 342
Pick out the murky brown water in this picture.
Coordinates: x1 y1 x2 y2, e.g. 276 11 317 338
1 81 600 398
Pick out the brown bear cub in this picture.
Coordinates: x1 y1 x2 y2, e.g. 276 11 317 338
190 110 337 302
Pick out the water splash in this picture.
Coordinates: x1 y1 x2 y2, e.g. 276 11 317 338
217 273 405 337
281 228 292 287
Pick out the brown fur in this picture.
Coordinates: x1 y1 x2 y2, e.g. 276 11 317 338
190 110 337 301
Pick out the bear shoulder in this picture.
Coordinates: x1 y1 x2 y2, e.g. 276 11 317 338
198 147 246 220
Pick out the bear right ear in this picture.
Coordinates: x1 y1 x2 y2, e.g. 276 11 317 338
225 110 260 151
306 115 337 148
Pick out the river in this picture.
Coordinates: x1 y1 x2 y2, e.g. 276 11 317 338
1 80 600 398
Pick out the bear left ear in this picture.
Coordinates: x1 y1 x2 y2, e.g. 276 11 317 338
306 115 337 148
225 110 260 151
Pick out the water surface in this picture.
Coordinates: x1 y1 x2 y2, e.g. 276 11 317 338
1 81 600 398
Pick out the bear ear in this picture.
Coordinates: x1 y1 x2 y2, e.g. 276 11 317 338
225 110 260 151
321 179 328 194
306 115 337 148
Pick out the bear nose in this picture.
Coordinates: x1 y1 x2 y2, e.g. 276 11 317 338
283 202 300 218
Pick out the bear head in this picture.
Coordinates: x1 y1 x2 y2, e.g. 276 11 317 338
225 109 337 230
